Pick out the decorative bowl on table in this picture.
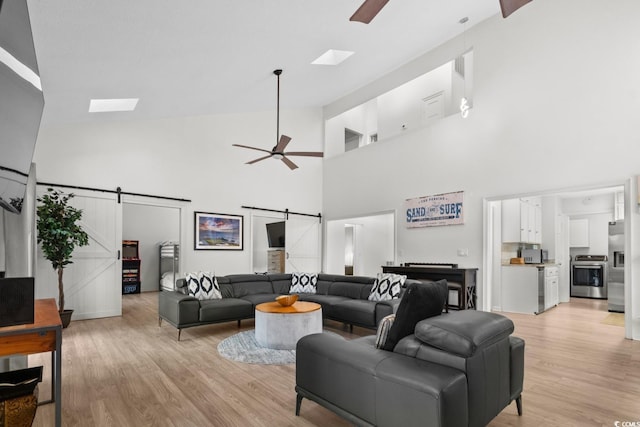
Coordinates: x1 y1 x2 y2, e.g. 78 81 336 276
276 294 298 307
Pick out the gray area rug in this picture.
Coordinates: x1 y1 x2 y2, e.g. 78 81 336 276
217 330 296 365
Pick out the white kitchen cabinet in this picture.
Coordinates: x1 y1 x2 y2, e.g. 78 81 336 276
501 265 557 314
614 191 624 221
502 199 522 243
544 266 559 309
569 218 589 247
534 201 542 244
501 197 542 244
501 266 540 314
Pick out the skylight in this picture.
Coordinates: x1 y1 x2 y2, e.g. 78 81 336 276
0 46 42 91
89 98 139 113
312 49 354 66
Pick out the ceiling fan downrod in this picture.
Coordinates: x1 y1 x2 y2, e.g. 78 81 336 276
274 69 282 149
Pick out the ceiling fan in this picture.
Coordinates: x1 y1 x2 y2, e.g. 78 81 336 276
232 69 323 170
499 0 533 18
349 0 533 24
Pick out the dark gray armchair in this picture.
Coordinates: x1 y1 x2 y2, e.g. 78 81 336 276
295 310 524 427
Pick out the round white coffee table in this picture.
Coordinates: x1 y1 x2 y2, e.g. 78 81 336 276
255 301 322 350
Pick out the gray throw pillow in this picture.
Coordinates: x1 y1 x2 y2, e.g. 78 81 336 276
375 314 395 349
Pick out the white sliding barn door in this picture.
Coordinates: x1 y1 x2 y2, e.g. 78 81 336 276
285 216 321 273
36 187 122 320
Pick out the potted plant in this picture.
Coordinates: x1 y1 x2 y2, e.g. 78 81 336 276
36 188 89 328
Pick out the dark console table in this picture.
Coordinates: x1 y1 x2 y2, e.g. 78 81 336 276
382 265 477 310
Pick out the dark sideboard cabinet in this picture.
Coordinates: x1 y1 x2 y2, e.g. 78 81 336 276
382 265 477 310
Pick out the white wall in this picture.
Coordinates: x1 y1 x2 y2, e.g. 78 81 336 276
355 214 394 276
122 203 180 292
377 62 452 140
325 213 394 277
325 99 377 158
33 108 323 277
562 193 615 216
322 0 640 312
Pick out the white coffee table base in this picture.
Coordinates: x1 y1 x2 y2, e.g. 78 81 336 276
255 308 323 350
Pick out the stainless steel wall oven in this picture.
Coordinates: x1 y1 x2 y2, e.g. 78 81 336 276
570 255 608 299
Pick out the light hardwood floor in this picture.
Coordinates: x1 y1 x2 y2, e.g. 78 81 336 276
30 293 640 427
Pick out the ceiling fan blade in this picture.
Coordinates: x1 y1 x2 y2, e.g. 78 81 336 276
275 135 292 152
499 0 533 18
232 144 272 154
246 154 272 165
283 151 324 158
350 0 390 24
281 156 299 170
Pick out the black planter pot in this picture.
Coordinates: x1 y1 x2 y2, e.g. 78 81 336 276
59 309 73 328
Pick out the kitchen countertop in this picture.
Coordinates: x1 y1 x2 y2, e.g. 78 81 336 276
501 263 558 267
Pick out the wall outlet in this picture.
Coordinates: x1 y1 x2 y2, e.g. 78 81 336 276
457 248 469 257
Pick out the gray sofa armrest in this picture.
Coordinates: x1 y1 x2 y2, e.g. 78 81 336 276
509 336 525 401
296 333 469 427
158 291 200 328
296 333 395 425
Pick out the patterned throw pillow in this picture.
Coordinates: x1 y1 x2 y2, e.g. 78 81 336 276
289 272 318 294
368 273 406 301
186 271 222 300
375 314 395 349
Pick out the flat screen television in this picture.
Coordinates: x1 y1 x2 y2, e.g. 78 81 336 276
266 221 285 248
0 276 34 327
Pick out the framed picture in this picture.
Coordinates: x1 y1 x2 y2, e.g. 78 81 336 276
194 212 244 250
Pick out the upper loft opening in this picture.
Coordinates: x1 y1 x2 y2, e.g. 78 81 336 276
324 50 473 158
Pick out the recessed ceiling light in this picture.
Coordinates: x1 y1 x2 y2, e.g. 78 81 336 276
0 46 42 91
312 49 354 66
89 98 139 113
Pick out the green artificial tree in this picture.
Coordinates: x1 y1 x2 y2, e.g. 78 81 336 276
36 188 89 314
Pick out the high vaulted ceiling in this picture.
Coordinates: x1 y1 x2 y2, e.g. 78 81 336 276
26 0 502 126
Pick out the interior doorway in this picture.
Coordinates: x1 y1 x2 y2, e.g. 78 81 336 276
484 182 631 339
325 212 395 276
344 224 356 275
251 212 322 274
344 128 362 152
122 201 182 293
252 213 283 273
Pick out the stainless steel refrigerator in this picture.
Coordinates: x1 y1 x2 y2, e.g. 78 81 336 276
608 221 624 312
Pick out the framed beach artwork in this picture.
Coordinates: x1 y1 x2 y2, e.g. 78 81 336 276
194 212 244 250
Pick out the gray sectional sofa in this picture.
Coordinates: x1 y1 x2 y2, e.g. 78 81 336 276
158 273 422 340
295 309 525 427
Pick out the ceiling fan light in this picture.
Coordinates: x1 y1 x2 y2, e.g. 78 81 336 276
272 153 284 160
